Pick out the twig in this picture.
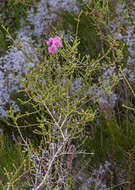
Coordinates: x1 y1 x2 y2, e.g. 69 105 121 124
57 151 94 157
105 181 130 190
32 138 68 190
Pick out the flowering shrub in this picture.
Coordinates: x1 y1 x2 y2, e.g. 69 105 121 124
3 33 121 189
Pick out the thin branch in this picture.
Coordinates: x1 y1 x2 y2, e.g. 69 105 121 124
43 102 59 127
32 138 68 190
105 181 130 190
56 151 94 157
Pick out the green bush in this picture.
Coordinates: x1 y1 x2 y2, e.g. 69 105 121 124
2 33 120 189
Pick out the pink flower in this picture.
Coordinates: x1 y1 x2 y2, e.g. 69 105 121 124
46 36 62 54
53 37 62 48
48 45 57 54
46 37 54 46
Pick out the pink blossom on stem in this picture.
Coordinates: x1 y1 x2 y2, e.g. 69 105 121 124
48 45 57 54
46 37 54 46
53 37 62 48
47 36 62 54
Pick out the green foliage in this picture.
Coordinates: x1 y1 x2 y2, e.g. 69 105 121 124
3 33 120 188
7 0 31 29
55 1 114 58
0 0 32 55
0 131 30 189
8 37 97 138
